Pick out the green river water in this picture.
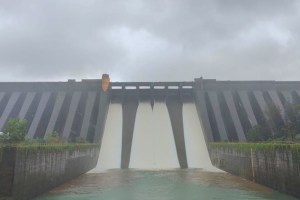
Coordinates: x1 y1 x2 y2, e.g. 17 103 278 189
36 169 296 200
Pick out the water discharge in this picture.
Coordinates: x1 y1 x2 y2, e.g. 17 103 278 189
129 102 155 168
130 101 179 169
91 103 122 172
92 101 218 170
182 103 218 171
152 102 179 168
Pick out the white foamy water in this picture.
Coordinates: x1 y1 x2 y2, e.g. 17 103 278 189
90 103 122 172
183 103 219 171
129 101 179 169
152 102 179 168
129 102 154 168
91 101 220 172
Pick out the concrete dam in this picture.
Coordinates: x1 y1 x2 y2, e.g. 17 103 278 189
1 78 300 169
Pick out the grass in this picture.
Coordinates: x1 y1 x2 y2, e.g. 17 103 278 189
209 142 300 154
0 143 100 155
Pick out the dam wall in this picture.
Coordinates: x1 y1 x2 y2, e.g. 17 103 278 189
2 78 300 170
2 78 300 145
0 79 109 143
194 79 300 142
0 144 100 200
209 143 300 198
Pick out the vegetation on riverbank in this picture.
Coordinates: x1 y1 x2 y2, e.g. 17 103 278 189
15 143 100 153
246 102 300 142
0 117 88 145
0 143 99 162
209 142 300 154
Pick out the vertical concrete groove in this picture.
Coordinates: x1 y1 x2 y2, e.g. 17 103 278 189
166 98 188 168
281 90 293 103
0 92 4 104
44 92 66 137
253 91 268 119
18 92 36 120
94 92 110 143
208 91 228 141
121 98 138 168
238 91 258 127
223 91 246 141
204 92 221 141
80 92 97 139
296 91 300 102
0 92 21 131
268 90 285 118
27 92 51 138
193 90 214 141
62 92 82 140
34 93 57 139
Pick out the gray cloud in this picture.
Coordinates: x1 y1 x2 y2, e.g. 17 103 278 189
0 0 299 81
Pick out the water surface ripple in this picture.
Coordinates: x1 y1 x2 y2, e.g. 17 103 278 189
37 169 296 200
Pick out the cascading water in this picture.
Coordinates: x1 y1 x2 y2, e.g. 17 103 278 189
182 102 218 171
91 103 122 172
129 101 179 169
152 102 179 168
129 102 154 168
91 100 218 171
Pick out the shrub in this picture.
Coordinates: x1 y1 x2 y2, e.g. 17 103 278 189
246 125 271 142
266 104 285 138
295 134 300 141
284 102 300 140
45 132 61 143
0 118 28 143
75 137 87 143
0 132 10 143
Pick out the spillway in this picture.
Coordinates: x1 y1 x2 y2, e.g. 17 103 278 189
91 103 122 172
92 100 217 171
182 102 217 171
129 101 179 169
129 102 154 168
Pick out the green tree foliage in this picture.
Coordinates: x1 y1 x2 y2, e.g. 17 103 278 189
284 102 300 140
0 118 28 143
75 136 87 143
246 101 300 142
246 125 270 142
266 104 285 138
45 132 61 143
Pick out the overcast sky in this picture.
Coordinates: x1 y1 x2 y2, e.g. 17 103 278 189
0 0 299 82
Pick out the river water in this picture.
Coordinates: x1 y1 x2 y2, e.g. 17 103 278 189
37 169 296 200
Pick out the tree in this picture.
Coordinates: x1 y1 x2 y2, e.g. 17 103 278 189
266 104 285 138
246 125 270 142
1 117 28 143
284 102 300 140
45 131 61 143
